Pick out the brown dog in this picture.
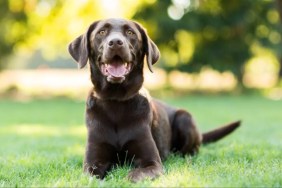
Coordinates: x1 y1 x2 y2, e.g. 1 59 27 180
68 18 241 182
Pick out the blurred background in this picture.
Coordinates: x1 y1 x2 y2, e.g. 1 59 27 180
0 0 282 99
1 1 282 186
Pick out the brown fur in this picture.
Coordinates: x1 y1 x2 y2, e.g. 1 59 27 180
68 18 241 182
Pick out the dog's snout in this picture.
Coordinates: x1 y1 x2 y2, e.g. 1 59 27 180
103 32 131 62
108 38 124 48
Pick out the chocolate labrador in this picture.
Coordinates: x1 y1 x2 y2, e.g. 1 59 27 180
68 18 241 182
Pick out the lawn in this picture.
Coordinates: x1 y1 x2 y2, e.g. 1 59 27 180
0 95 281 187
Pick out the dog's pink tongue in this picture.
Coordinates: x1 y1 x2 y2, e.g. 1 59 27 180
107 63 126 77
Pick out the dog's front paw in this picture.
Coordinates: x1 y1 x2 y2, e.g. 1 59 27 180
127 167 163 182
84 162 111 179
128 168 147 182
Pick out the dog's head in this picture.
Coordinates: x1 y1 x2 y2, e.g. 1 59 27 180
68 19 159 99
68 18 159 99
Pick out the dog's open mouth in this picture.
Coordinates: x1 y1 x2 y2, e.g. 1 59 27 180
100 55 132 84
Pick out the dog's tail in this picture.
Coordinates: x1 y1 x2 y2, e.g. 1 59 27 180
202 120 241 144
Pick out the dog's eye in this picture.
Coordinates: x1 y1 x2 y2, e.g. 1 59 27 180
126 30 134 35
99 30 107 35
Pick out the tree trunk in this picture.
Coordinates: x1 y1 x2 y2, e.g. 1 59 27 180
279 58 282 78
277 0 282 78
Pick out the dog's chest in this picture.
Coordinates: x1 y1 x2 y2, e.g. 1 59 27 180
87 94 152 149
96 97 150 123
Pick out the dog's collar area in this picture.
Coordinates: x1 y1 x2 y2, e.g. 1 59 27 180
91 90 101 100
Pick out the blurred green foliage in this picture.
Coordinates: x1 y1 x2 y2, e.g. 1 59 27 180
134 0 282 81
0 0 282 85
0 0 28 69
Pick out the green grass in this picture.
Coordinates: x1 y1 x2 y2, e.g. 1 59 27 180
0 95 281 187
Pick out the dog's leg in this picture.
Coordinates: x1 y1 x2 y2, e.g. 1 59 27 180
83 142 114 179
126 138 163 182
171 110 202 155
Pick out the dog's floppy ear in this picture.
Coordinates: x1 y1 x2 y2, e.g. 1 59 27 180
135 22 160 73
68 34 88 69
68 21 99 69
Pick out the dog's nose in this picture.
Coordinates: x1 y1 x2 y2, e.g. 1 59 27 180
108 38 124 48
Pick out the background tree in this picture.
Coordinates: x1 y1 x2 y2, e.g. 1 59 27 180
277 0 282 78
0 1 28 69
1 0 281 87
0 0 142 70
134 0 282 83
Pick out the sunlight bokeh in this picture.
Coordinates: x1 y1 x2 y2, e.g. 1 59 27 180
1 124 86 137
0 0 281 98
243 44 279 89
